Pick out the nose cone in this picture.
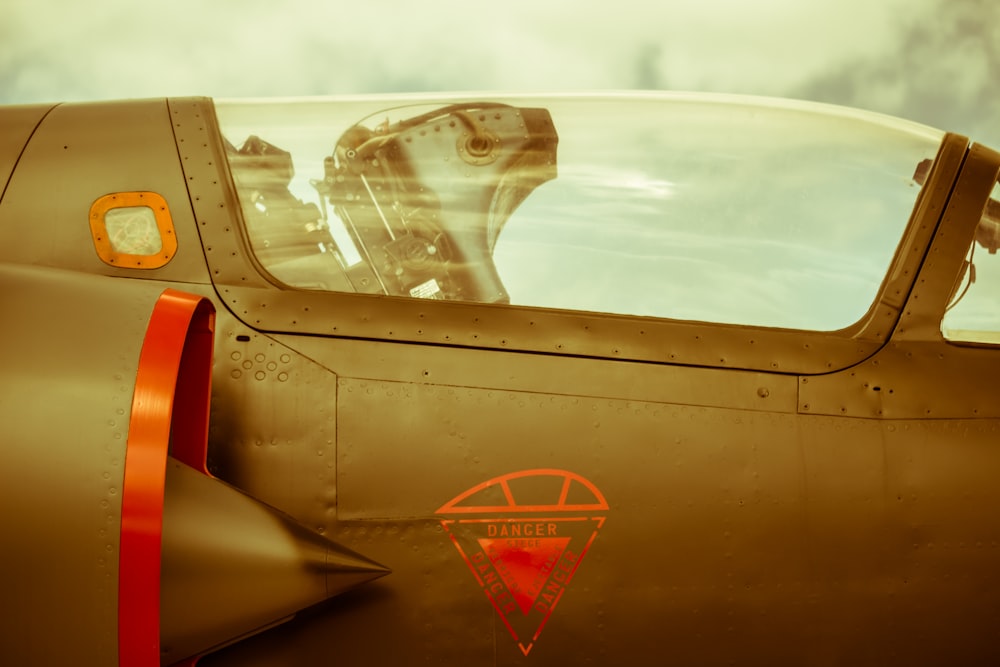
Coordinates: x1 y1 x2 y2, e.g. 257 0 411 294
160 459 388 663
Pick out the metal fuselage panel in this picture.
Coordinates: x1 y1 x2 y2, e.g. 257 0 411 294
198 330 1000 666
0 264 169 665
0 103 54 202
189 102 1000 664
0 98 209 283
171 99 971 376
2 96 999 665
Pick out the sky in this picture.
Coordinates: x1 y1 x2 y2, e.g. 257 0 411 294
2 0 996 331
1 0 998 148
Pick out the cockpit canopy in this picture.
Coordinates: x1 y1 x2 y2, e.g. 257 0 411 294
218 93 945 331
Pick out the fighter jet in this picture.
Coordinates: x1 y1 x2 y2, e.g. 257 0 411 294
1 91 999 666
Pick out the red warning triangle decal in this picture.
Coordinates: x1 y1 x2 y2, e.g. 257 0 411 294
438 469 608 655
477 537 570 615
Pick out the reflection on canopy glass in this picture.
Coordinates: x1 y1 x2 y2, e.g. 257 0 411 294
217 93 942 331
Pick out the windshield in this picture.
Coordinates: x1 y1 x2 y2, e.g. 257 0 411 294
217 93 943 331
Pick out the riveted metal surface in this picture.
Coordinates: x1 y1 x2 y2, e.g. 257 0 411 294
895 142 1000 339
0 263 165 665
160 459 385 664
201 520 494 667
207 308 339 535
305 396 824 663
203 389 1000 664
335 379 800 520
0 103 54 202
168 96 275 304
0 99 209 283
220 278 887 373
8 93 1000 665
800 340 1000 419
801 142 1000 419
879 133 968 312
277 333 799 412
836 134 966 349
182 98 959 374
875 418 1000 662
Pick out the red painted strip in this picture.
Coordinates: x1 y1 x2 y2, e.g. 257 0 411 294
118 289 214 667
500 480 516 507
557 476 571 507
437 469 610 514
166 296 215 475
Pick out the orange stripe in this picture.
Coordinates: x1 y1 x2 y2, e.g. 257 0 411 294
118 289 214 667
437 469 609 514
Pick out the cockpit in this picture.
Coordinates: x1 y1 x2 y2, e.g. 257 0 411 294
226 102 556 304
217 93 997 334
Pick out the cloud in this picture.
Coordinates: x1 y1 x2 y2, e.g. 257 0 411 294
1 0 996 147
793 0 1000 146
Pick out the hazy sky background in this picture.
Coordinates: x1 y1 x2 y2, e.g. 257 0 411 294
2 0 998 148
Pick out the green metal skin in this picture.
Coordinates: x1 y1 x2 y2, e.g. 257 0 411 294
1 96 999 666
